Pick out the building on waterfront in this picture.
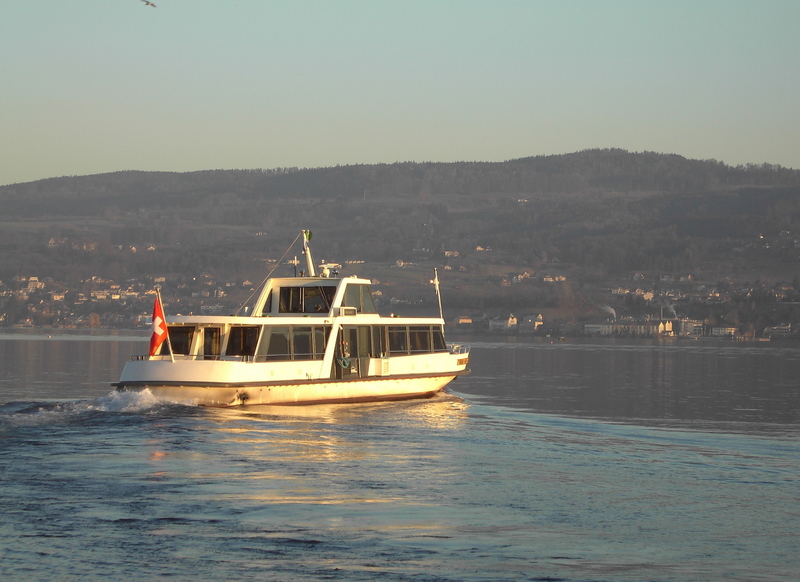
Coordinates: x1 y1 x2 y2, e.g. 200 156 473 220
583 320 674 337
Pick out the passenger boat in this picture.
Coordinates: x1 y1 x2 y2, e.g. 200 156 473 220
115 231 470 406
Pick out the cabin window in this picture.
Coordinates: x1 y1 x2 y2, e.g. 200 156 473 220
255 325 331 361
279 287 303 313
258 326 290 360
314 326 329 359
260 292 272 316
303 287 325 313
203 327 221 359
293 327 313 359
384 325 446 356
227 326 260 357
388 325 408 355
343 285 360 311
321 287 337 310
371 326 387 357
341 284 378 314
360 285 377 313
432 327 447 352
303 286 336 313
277 286 336 313
409 325 431 353
166 326 194 355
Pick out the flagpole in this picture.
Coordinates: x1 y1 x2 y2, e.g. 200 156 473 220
155 286 175 363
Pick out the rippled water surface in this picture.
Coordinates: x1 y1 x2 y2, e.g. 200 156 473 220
1 332 798 581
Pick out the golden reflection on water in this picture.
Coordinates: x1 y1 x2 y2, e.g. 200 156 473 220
210 393 467 433
209 395 468 462
214 392 468 427
142 393 471 507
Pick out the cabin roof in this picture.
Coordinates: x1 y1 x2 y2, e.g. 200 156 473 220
265 276 370 287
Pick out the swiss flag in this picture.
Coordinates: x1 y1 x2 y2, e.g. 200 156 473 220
149 295 168 356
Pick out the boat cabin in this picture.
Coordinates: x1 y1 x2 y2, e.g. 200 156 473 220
153 275 449 380
252 276 378 317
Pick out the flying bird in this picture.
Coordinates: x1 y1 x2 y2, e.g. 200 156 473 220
141 0 156 7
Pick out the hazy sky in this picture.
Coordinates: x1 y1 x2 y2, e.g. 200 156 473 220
2 1 799 186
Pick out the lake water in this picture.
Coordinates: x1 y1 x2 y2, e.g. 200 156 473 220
1 331 798 581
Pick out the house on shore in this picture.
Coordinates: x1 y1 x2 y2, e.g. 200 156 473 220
519 314 544 333
489 314 518 332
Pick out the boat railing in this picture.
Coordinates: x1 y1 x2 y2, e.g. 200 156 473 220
129 354 232 362
129 353 323 363
448 343 470 355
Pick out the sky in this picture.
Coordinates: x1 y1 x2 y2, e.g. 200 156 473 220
2 1 799 186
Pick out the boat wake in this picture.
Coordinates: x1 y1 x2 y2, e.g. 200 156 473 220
0 389 197 428
90 388 191 412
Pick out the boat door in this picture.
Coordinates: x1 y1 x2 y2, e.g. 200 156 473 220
203 327 221 360
338 325 371 379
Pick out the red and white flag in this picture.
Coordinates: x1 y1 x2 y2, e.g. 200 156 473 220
149 295 168 356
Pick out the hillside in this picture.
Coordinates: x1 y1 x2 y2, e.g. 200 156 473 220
3 149 799 213
2 149 800 331
2 149 799 271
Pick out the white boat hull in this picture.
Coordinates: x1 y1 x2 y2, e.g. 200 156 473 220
116 372 464 407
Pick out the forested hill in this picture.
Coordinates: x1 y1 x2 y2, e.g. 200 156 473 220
3 149 800 216
2 149 800 287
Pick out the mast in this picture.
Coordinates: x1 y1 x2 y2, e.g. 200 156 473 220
432 268 443 320
302 230 316 277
